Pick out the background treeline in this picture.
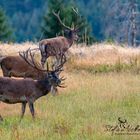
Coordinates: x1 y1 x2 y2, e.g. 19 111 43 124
0 0 140 46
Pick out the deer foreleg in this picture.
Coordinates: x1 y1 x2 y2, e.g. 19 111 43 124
28 102 35 119
20 102 26 120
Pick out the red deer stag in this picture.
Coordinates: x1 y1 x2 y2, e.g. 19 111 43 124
0 49 66 120
0 48 65 80
0 55 45 79
39 9 80 67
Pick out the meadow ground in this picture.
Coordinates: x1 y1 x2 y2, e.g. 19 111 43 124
0 43 140 140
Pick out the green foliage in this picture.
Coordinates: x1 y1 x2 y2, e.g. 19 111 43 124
41 0 95 45
1 0 140 44
0 7 13 42
63 4 96 45
41 0 64 38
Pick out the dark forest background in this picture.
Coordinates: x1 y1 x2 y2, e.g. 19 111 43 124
0 0 140 46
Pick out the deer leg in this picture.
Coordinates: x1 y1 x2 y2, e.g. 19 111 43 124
52 55 60 69
0 115 3 122
20 102 26 120
41 56 47 68
28 102 35 119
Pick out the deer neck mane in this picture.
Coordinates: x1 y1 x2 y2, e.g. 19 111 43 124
67 37 74 48
37 79 52 95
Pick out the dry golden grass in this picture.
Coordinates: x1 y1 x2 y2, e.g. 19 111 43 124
0 42 140 140
1 42 140 73
0 42 140 64
0 71 140 140
0 42 37 56
70 43 140 64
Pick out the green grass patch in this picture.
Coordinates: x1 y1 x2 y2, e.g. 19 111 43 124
66 56 140 74
0 72 140 139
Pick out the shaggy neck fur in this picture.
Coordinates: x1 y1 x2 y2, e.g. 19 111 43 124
37 79 52 95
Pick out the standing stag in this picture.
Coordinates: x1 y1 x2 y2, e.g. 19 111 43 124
0 49 66 120
39 9 80 67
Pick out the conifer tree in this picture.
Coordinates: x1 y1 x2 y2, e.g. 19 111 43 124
0 7 13 42
41 0 65 38
41 0 95 45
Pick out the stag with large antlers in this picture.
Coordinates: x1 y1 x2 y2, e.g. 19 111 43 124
39 8 80 67
0 48 66 80
0 49 66 120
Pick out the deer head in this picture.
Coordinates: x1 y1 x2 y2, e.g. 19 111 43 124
19 48 66 94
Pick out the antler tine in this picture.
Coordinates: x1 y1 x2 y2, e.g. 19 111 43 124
24 49 36 67
52 10 71 30
28 49 38 67
71 7 81 31
28 48 47 72
72 7 79 15
19 48 48 72
55 52 66 72
19 49 36 70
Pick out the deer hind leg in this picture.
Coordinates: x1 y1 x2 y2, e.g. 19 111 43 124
28 102 35 119
20 102 27 120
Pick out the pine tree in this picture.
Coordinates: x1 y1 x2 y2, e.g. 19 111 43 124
0 7 13 42
41 0 65 38
41 0 95 45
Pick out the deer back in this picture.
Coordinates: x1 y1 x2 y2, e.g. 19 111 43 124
0 56 45 79
39 36 70 55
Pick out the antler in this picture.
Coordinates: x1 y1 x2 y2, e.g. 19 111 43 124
57 53 66 71
71 7 81 31
52 11 71 30
53 7 81 32
54 50 67 88
52 48 67 73
19 48 48 72
72 7 79 15
19 48 66 73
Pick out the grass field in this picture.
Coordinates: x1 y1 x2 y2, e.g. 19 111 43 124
0 43 140 140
